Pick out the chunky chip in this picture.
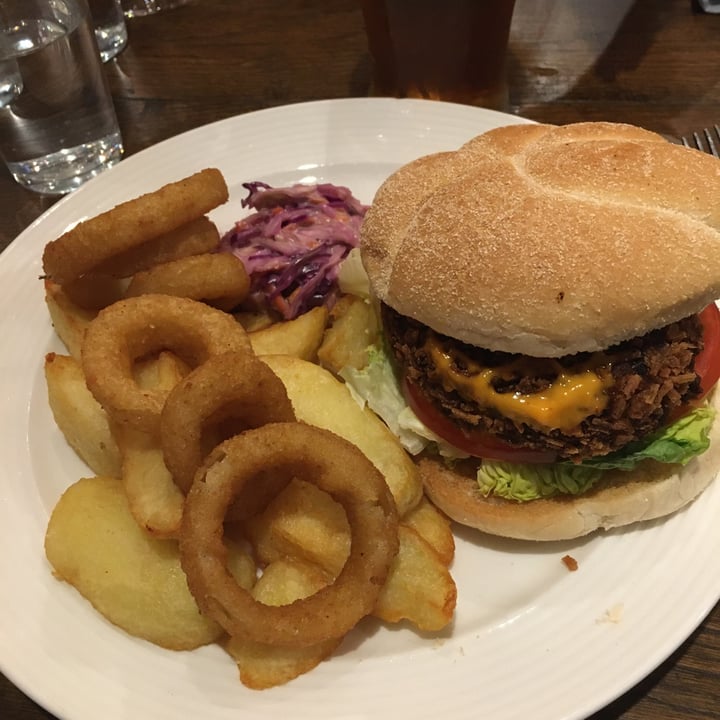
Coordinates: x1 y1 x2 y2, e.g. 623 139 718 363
44 281 95 361
260 354 423 517
401 496 455 566
317 294 380 374
116 350 190 537
225 558 341 690
44 476 256 650
245 478 351 577
114 424 185 538
45 353 122 479
250 305 328 360
374 525 457 632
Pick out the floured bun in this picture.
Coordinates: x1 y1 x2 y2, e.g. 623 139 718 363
360 121 720 357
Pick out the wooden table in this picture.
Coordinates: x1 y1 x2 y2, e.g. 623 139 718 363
2 1 719 717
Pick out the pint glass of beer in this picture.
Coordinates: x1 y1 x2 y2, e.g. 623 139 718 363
360 0 516 109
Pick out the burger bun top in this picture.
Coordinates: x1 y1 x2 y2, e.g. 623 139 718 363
360 122 720 357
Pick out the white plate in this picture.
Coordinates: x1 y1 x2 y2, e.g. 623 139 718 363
1 98 719 720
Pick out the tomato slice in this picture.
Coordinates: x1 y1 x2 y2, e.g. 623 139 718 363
694 303 720 399
402 376 557 463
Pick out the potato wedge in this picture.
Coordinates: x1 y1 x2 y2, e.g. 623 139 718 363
317 294 379 374
45 476 255 650
246 478 350 577
225 558 340 690
43 351 190 483
114 424 185 538
116 350 189 537
235 306 277 333
260 354 423 516
252 557 332 606
44 280 95 361
250 306 328 360
401 496 455 566
45 353 122 478
373 525 457 632
134 349 190 390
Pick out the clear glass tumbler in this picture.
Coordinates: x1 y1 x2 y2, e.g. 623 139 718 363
121 0 191 18
0 0 124 194
88 0 128 62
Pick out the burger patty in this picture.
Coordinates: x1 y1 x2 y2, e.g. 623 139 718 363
382 304 704 461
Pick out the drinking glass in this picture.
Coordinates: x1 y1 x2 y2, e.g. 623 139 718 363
121 0 191 18
88 0 128 62
0 0 123 194
360 0 516 110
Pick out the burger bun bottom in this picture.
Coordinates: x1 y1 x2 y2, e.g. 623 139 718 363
419 393 720 542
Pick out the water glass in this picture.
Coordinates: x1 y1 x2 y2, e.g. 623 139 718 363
122 0 191 18
0 0 123 194
698 0 720 11
88 0 128 62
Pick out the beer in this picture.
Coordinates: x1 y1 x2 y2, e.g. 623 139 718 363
360 0 516 109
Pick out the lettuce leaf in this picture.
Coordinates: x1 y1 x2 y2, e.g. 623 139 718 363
579 405 716 470
477 404 716 501
477 462 602 501
340 343 467 458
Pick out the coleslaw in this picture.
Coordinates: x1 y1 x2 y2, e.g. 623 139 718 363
220 181 367 319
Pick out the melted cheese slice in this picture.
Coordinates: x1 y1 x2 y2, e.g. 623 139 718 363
426 338 612 431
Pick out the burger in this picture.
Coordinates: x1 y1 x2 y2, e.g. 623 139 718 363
347 121 720 541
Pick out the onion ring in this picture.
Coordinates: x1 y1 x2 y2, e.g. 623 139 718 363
61 273 128 311
160 351 295 494
42 169 228 284
180 422 399 648
124 253 251 312
81 294 251 432
93 216 220 279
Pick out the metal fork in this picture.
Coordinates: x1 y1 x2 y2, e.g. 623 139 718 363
680 125 720 157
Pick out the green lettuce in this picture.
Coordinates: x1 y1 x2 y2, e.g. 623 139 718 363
579 405 716 470
477 462 602 502
477 405 716 501
340 344 457 456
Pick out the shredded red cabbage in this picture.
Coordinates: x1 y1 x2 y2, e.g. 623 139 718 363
220 181 367 320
